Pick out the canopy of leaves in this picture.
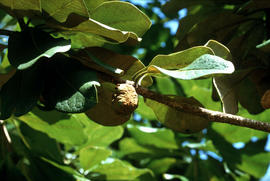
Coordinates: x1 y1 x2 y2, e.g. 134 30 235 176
0 0 270 181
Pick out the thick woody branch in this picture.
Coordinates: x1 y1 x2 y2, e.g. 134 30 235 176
99 72 270 133
136 86 270 133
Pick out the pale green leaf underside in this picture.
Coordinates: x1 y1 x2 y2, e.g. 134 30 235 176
148 54 235 80
149 46 214 69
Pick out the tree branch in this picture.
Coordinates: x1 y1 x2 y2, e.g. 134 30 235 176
96 71 270 133
0 29 14 36
136 86 270 133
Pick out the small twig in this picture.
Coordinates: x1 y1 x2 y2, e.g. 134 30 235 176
0 29 14 36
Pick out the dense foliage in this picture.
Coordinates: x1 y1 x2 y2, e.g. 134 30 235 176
0 0 270 180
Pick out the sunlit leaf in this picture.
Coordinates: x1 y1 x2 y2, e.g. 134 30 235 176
41 0 89 22
80 146 112 171
147 54 234 80
19 109 88 145
0 0 41 11
75 113 124 147
127 124 179 149
88 158 152 180
91 1 151 37
149 46 214 69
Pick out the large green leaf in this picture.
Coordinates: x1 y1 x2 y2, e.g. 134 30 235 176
127 124 179 149
148 46 214 70
145 96 209 134
58 18 141 47
18 109 88 146
42 55 100 113
79 146 112 171
8 28 71 70
208 129 270 178
91 1 151 37
88 158 151 180
211 106 270 143
237 78 264 114
0 0 41 11
135 96 156 120
41 0 89 23
0 65 43 119
85 0 118 13
147 158 177 175
204 40 239 114
147 54 235 80
41 157 88 181
119 138 157 156
20 122 63 164
75 113 124 147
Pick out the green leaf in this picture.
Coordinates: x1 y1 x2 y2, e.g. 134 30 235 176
8 28 71 70
147 54 235 80
119 138 156 156
85 0 118 13
135 96 156 120
185 156 230 181
41 0 89 23
58 18 141 47
0 65 43 119
79 146 112 170
208 129 269 178
75 113 124 147
204 39 239 114
88 158 151 180
212 107 269 143
204 40 232 60
237 78 264 114
91 1 151 37
147 158 177 175
145 96 209 134
127 124 179 149
20 122 63 164
19 109 88 145
42 55 100 113
41 157 89 181
148 46 214 70
237 139 270 178
0 0 41 11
